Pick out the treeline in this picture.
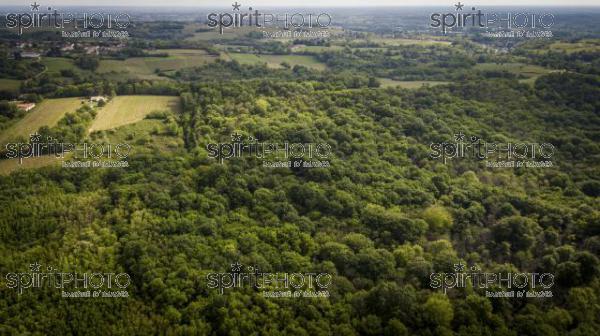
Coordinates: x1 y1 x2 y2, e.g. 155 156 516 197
520 50 600 75
314 45 477 80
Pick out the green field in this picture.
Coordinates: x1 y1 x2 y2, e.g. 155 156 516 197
0 97 85 144
184 24 243 41
226 53 263 64
41 57 81 76
227 53 327 70
474 62 553 79
98 50 217 79
0 155 63 175
89 95 181 132
547 39 600 53
0 79 22 92
290 45 345 53
351 38 452 47
187 31 239 41
94 118 185 155
214 44 256 52
378 78 448 89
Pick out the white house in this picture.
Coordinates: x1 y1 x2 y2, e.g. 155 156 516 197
16 102 36 112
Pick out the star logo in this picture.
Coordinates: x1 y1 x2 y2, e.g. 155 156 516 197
30 262 41 272
455 2 464 10
232 2 241 10
30 2 40 11
453 262 465 272
231 262 242 272
454 132 466 142
231 132 243 142
30 132 42 143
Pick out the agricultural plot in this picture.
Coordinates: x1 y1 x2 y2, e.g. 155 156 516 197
227 53 327 70
0 97 85 144
0 79 21 92
378 78 448 88
41 57 81 76
89 95 181 132
474 62 553 83
98 49 217 80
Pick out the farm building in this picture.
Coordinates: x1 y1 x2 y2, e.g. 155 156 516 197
90 96 108 103
16 102 36 112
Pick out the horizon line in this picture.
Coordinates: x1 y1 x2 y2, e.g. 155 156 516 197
1 3 600 7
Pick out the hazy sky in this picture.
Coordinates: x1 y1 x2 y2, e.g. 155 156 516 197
1 0 598 6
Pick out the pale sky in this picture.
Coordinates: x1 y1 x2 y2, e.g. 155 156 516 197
0 0 598 6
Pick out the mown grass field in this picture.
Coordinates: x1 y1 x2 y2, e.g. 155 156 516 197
41 57 81 76
0 97 85 144
98 50 217 79
89 95 181 132
0 79 22 92
227 53 327 70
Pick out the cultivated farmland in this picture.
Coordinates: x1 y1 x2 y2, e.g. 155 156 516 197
89 95 181 132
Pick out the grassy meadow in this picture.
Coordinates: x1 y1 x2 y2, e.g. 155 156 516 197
0 97 85 144
0 79 22 92
98 50 217 80
474 62 555 85
89 95 181 132
226 53 327 70
40 57 81 76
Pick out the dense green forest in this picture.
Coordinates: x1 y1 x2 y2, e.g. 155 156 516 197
0 67 598 334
